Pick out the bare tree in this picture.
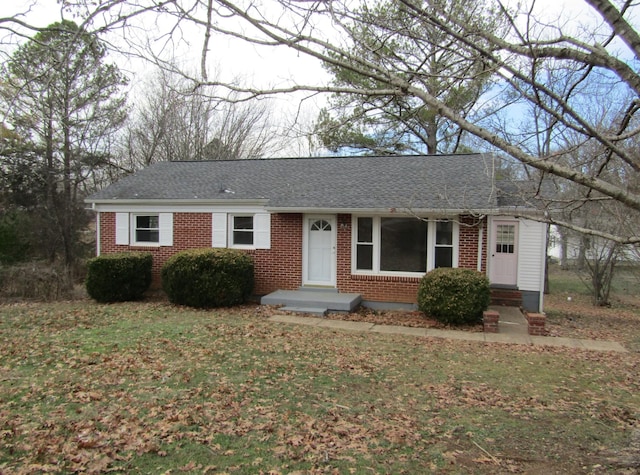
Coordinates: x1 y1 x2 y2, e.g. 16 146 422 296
122 66 283 169
160 0 639 244
4 0 640 244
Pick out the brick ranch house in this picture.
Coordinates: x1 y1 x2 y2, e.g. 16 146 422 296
85 154 548 312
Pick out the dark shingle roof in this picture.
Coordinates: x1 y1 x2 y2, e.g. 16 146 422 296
87 154 501 211
496 179 559 209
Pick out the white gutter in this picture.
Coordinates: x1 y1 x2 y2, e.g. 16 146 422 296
96 211 101 256
264 206 506 215
86 198 269 206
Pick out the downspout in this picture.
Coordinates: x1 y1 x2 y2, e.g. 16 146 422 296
96 212 100 256
93 204 101 257
477 220 484 272
539 223 548 313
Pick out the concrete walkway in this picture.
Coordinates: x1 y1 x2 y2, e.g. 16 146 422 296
268 306 628 353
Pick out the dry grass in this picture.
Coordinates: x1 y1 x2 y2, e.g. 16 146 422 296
0 296 638 474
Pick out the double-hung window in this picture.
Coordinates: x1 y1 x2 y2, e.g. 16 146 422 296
355 217 374 270
212 212 271 250
435 220 454 268
353 216 457 275
134 215 160 244
114 212 173 246
231 215 254 247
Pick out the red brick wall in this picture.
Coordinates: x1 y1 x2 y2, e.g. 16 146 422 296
99 212 212 285
336 214 488 303
248 213 303 295
459 215 488 273
99 211 303 293
98 211 488 304
334 214 422 303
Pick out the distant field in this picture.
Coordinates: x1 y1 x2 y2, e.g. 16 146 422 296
547 262 639 297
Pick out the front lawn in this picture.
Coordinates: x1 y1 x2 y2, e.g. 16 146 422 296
0 300 638 473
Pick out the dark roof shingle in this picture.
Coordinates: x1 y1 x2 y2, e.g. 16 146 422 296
87 154 500 211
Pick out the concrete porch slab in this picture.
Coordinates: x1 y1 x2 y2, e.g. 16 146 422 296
261 289 362 312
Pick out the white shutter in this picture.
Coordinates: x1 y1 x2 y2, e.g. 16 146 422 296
212 213 228 248
159 213 173 246
115 213 129 245
254 213 271 249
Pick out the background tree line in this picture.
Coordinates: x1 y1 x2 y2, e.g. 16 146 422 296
0 19 287 285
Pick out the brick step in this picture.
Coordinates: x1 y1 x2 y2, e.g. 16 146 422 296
490 288 522 307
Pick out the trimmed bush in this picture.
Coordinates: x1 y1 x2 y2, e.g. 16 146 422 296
417 267 491 325
161 248 254 308
86 252 152 303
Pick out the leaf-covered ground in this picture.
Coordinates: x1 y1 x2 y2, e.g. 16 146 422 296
0 299 638 474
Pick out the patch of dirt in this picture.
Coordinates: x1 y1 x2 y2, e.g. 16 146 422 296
325 306 484 332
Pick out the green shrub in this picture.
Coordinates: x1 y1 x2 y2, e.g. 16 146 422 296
86 252 152 303
417 267 490 325
0 211 31 264
161 248 254 308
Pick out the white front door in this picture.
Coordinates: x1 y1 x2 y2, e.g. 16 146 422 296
303 215 336 286
490 220 518 286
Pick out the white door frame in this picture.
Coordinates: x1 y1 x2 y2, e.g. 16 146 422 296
489 218 519 287
302 214 337 287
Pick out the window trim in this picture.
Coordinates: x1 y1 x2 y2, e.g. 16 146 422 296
115 212 173 247
433 219 456 269
351 215 459 276
212 212 271 250
229 214 255 249
131 213 160 246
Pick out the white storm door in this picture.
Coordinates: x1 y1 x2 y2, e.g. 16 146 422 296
490 220 518 286
303 215 337 286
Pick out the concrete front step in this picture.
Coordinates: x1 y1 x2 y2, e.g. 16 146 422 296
261 289 362 312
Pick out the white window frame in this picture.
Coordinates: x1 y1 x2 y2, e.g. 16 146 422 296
132 214 160 245
212 212 271 250
431 219 458 269
351 216 459 276
126 213 173 247
229 214 255 249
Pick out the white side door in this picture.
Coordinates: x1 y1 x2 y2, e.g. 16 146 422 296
490 220 518 286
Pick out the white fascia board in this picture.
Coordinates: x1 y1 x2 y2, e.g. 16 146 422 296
89 199 268 213
493 207 547 218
